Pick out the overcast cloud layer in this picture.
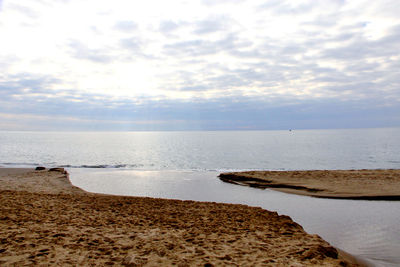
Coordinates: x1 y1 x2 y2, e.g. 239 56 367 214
0 0 399 130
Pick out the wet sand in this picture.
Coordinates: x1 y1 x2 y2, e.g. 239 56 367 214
219 169 400 200
0 168 360 266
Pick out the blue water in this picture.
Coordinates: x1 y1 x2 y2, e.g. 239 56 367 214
1 128 400 266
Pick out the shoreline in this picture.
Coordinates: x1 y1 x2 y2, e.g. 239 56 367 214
219 169 400 200
0 167 362 266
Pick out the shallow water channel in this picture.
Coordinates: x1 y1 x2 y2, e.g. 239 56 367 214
69 169 400 267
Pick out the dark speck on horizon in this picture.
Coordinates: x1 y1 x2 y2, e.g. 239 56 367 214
0 0 399 131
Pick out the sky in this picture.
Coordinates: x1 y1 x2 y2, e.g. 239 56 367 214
0 0 399 131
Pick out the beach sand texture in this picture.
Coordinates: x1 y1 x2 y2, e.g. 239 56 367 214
0 168 359 266
219 169 400 200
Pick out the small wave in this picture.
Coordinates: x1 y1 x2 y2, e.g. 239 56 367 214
0 162 40 167
207 168 271 173
59 164 143 169
0 162 145 169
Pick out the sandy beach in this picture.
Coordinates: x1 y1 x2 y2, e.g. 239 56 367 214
219 169 400 200
0 168 361 266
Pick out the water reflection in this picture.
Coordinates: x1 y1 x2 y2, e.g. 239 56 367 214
69 169 400 267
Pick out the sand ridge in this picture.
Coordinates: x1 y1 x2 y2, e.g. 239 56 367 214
0 168 84 195
219 169 400 200
0 168 360 266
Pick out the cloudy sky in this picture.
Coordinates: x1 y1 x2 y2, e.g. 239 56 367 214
0 0 399 130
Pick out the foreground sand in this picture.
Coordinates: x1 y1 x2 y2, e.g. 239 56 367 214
219 169 400 200
0 168 360 266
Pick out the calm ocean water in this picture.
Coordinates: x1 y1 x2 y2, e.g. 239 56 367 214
1 128 400 266
1 128 400 170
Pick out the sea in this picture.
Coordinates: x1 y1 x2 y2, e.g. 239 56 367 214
1 128 400 266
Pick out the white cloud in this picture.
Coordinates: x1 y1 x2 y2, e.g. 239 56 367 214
0 0 399 130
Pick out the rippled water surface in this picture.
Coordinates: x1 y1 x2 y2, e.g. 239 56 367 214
1 128 400 266
1 128 400 170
